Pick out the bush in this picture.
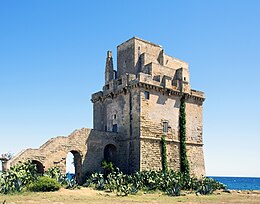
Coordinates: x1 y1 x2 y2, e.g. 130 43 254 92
45 166 67 185
28 176 61 192
196 177 226 195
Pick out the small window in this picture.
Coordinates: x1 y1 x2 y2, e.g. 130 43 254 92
105 84 109 90
144 91 150 100
163 122 168 134
147 67 152 75
104 125 107 131
153 75 160 82
112 124 117 133
113 114 117 119
114 70 117 79
184 77 186 81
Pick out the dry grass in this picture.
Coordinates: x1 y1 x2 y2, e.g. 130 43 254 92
1 188 260 204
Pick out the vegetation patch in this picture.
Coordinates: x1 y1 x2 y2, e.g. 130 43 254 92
85 169 226 196
0 161 226 197
0 160 37 194
28 176 61 192
0 162 78 194
179 95 190 176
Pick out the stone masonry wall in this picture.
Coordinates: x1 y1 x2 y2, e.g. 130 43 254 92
186 144 205 177
140 138 180 172
139 85 205 177
8 128 118 184
140 87 180 141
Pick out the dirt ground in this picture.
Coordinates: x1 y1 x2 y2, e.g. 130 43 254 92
1 188 260 204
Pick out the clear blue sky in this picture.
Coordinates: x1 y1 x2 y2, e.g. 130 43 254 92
0 0 259 177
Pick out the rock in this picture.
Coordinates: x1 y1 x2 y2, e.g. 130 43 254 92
223 189 231 193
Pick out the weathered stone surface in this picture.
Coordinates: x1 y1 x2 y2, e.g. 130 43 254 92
93 37 205 177
8 37 206 181
8 128 118 184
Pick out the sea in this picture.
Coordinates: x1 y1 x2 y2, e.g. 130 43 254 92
210 176 260 190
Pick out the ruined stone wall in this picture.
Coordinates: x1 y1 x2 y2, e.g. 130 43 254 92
8 128 118 183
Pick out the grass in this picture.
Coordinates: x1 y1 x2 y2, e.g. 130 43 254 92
1 188 260 204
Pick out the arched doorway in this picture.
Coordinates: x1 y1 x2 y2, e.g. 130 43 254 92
32 160 44 175
104 144 117 163
66 150 82 184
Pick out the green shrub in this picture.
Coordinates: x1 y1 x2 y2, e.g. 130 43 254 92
45 166 67 186
101 160 116 178
196 177 226 195
45 166 78 189
28 176 61 192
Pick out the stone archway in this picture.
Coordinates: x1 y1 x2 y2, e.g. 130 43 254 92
66 150 82 184
32 160 44 175
104 144 117 163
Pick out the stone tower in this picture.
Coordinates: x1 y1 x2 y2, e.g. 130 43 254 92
7 37 206 180
92 37 206 176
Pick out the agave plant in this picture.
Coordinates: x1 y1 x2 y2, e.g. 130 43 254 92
84 167 226 197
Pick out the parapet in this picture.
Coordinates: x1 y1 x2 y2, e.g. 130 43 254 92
91 37 205 102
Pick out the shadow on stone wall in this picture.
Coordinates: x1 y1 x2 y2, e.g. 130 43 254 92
7 128 119 185
81 129 118 183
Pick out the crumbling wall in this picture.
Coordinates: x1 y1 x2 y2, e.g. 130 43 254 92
7 128 118 184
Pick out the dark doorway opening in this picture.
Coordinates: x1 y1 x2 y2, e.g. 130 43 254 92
32 160 44 175
104 144 117 163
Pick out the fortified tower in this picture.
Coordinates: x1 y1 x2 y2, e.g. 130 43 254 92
7 37 206 180
92 37 205 176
